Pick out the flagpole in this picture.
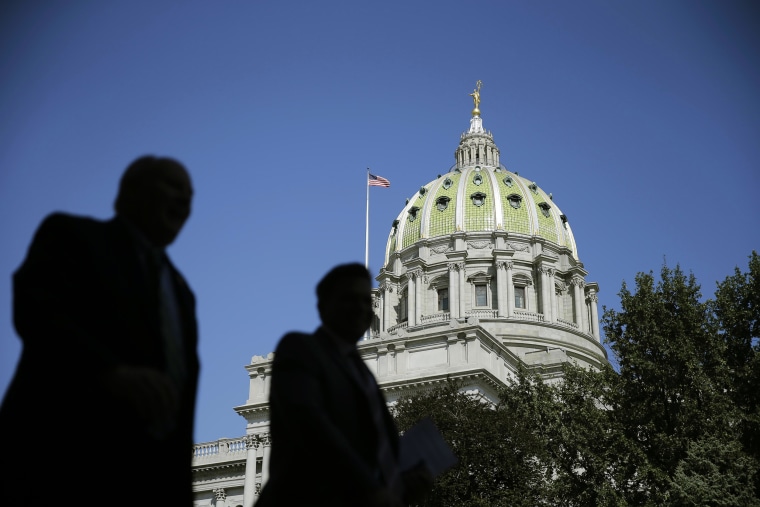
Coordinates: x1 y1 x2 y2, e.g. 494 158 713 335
365 168 370 269
364 169 370 341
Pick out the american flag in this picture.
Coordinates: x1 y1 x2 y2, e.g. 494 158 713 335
368 173 390 188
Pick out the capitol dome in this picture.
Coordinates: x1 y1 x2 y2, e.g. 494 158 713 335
384 114 578 265
371 89 607 375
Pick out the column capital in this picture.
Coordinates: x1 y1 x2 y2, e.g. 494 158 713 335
245 434 260 450
213 488 227 500
570 275 586 288
406 268 422 280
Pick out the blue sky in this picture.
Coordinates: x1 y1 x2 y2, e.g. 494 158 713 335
1 1 758 444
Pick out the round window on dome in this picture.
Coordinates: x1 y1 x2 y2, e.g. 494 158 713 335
436 196 450 212
470 192 486 207
503 175 513 187
507 194 522 209
473 174 483 186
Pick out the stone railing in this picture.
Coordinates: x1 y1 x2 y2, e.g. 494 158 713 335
467 309 498 319
512 310 544 322
387 321 408 335
556 318 579 329
192 436 248 465
420 312 450 324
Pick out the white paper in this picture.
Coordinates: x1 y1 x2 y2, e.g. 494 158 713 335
398 417 458 477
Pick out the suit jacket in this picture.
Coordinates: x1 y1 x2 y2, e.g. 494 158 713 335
256 328 401 507
0 213 199 505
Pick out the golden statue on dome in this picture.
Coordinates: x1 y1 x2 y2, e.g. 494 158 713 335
469 80 482 116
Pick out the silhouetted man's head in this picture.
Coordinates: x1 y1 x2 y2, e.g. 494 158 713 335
115 155 193 248
317 263 373 343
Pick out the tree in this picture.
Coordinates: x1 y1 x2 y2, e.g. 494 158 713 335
602 260 756 503
713 251 760 495
543 363 641 506
670 436 760 506
393 375 556 506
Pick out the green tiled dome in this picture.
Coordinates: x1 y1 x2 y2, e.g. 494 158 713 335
384 113 578 265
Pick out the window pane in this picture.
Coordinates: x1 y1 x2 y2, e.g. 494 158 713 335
438 288 449 311
514 286 525 309
475 284 487 306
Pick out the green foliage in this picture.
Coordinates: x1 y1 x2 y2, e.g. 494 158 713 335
669 436 760 506
601 261 741 503
393 377 552 506
544 364 640 506
713 251 760 494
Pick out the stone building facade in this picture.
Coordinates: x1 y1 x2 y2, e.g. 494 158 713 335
190 94 608 507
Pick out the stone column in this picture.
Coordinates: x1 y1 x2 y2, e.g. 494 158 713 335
495 261 506 317
540 266 550 321
415 271 424 323
381 284 391 333
448 263 459 319
458 262 466 318
548 268 557 323
263 367 272 396
214 488 226 507
243 435 260 507
588 291 600 341
406 271 416 326
505 262 514 317
572 277 585 327
261 433 272 487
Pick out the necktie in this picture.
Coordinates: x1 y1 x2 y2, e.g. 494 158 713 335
347 349 401 497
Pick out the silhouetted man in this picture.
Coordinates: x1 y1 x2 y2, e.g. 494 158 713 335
256 263 432 507
0 156 200 506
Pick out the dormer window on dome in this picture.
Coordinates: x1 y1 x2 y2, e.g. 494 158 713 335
473 173 483 186
507 194 522 209
529 183 538 194
408 206 420 222
538 201 551 218
470 192 486 207
442 177 453 190
436 196 450 211
419 187 427 196
502 175 513 187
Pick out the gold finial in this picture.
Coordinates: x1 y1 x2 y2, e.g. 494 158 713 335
469 80 482 116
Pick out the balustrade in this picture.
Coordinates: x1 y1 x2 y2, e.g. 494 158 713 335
192 436 248 462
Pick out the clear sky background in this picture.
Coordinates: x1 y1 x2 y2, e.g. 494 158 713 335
1 1 758 444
